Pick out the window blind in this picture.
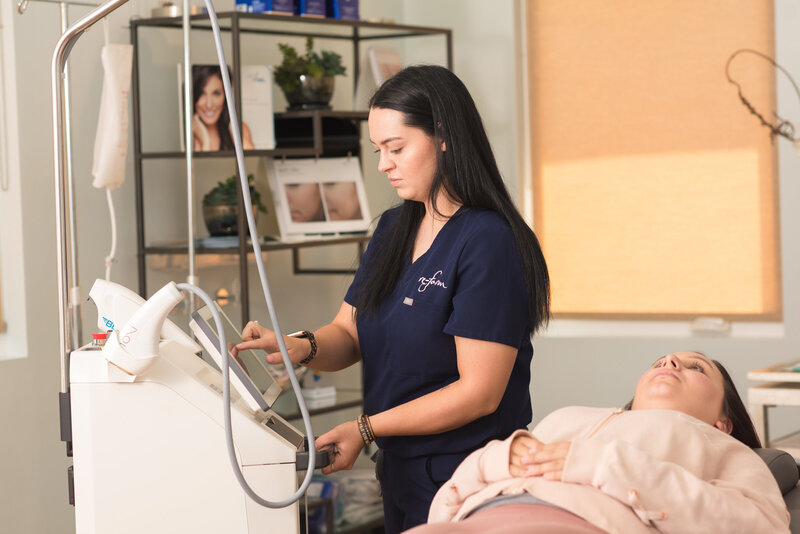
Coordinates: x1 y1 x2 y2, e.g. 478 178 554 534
527 0 781 319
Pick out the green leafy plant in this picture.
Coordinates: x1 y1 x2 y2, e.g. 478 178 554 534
274 37 346 93
203 174 267 214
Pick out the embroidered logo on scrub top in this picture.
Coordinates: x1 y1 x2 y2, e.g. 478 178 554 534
418 270 448 292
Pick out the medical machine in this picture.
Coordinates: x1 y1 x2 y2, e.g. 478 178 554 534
53 1 327 532
69 280 322 533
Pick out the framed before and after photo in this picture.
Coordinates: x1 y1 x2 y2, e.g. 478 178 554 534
268 156 371 239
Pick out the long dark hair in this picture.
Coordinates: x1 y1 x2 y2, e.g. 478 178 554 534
357 65 550 332
192 65 234 150
712 360 762 448
625 357 762 448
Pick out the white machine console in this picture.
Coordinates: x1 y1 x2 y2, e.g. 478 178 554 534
70 331 306 533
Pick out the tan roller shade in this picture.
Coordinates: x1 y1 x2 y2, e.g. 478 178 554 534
528 0 781 319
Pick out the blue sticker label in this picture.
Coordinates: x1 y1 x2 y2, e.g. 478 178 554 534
102 316 114 329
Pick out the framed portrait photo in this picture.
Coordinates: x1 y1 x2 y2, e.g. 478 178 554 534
268 157 371 238
178 63 275 152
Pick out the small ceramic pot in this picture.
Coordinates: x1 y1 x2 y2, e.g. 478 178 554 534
282 75 335 110
203 204 257 236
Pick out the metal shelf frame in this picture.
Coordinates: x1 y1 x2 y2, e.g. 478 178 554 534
130 11 452 323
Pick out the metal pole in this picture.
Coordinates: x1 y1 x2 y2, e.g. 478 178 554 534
131 21 146 296
182 0 196 313
60 1 83 350
53 0 130 393
232 12 249 324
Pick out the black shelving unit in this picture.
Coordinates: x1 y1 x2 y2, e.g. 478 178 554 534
128 13 450 534
129 12 451 324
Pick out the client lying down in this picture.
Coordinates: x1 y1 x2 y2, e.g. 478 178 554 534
407 352 791 534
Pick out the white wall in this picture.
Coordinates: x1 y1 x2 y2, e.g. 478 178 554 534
2 0 800 532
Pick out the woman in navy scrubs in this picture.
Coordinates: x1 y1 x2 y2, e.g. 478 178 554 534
235 65 550 533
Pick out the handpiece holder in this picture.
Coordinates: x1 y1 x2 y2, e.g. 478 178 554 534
102 282 183 376
90 278 201 354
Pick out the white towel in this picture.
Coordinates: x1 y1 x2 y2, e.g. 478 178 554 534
92 43 133 190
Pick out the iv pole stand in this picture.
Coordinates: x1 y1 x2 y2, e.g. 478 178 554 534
52 0 130 400
23 0 96 368
54 0 198 429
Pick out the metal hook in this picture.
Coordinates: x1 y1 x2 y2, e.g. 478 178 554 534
17 0 30 14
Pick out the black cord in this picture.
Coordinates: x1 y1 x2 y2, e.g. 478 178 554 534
725 48 800 143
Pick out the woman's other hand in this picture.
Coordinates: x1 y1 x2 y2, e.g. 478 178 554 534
509 434 571 481
192 113 211 151
234 321 310 365
315 421 364 475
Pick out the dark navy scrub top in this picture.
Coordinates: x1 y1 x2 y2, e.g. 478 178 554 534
345 206 533 458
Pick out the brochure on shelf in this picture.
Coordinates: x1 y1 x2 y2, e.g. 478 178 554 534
241 65 277 150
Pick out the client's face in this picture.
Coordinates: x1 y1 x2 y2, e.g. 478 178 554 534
631 352 730 432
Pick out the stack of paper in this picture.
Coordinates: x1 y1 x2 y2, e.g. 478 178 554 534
302 385 337 409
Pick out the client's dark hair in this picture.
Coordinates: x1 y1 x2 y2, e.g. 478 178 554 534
712 360 762 448
624 356 761 448
358 65 551 332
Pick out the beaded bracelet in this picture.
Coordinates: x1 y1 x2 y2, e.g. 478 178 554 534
364 413 375 442
357 414 375 446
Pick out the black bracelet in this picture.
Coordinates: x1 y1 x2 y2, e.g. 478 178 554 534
296 330 317 365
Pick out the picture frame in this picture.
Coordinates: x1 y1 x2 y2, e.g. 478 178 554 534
354 46 403 110
268 157 371 238
368 47 403 85
177 63 276 152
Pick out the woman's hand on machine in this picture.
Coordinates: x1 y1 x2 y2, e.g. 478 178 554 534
509 433 571 481
315 421 363 475
234 321 309 365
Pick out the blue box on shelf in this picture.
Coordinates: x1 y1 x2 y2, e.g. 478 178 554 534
327 0 358 20
252 0 295 14
235 0 252 12
297 0 326 17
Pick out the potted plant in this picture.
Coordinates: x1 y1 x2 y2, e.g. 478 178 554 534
202 174 268 236
274 37 346 110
